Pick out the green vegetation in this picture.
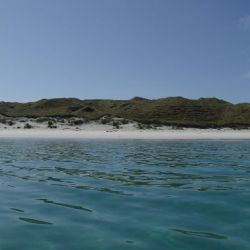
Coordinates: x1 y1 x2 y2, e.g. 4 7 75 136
24 123 32 129
0 97 250 128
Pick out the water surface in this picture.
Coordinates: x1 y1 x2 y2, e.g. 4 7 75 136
0 139 249 249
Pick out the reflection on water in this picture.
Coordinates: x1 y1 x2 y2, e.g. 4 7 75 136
37 198 92 212
0 139 250 249
170 228 227 240
19 217 53 225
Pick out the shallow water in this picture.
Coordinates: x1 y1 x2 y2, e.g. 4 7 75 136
0 139 249 249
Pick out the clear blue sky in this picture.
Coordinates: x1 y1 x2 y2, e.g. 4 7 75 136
1 0 250 103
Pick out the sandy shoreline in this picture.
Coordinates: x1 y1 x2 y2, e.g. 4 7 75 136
0 117 248 140
0 128 249 140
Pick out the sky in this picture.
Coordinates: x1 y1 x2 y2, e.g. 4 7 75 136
1 0 250 103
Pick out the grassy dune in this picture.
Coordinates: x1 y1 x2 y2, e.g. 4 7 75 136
0 97 250 128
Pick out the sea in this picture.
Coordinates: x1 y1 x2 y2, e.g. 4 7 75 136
0 139 249 250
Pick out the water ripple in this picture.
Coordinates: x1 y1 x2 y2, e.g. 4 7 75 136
0 140 249 250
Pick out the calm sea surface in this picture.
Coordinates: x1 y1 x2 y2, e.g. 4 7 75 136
0 139 249 249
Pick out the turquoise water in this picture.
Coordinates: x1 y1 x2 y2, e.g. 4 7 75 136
0 139 250 249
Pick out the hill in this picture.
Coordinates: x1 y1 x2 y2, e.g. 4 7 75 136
0 97 249 128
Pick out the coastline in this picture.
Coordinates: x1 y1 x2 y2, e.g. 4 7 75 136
0 127 250 140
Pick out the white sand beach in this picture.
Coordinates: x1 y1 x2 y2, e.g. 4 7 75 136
0 123 249 140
